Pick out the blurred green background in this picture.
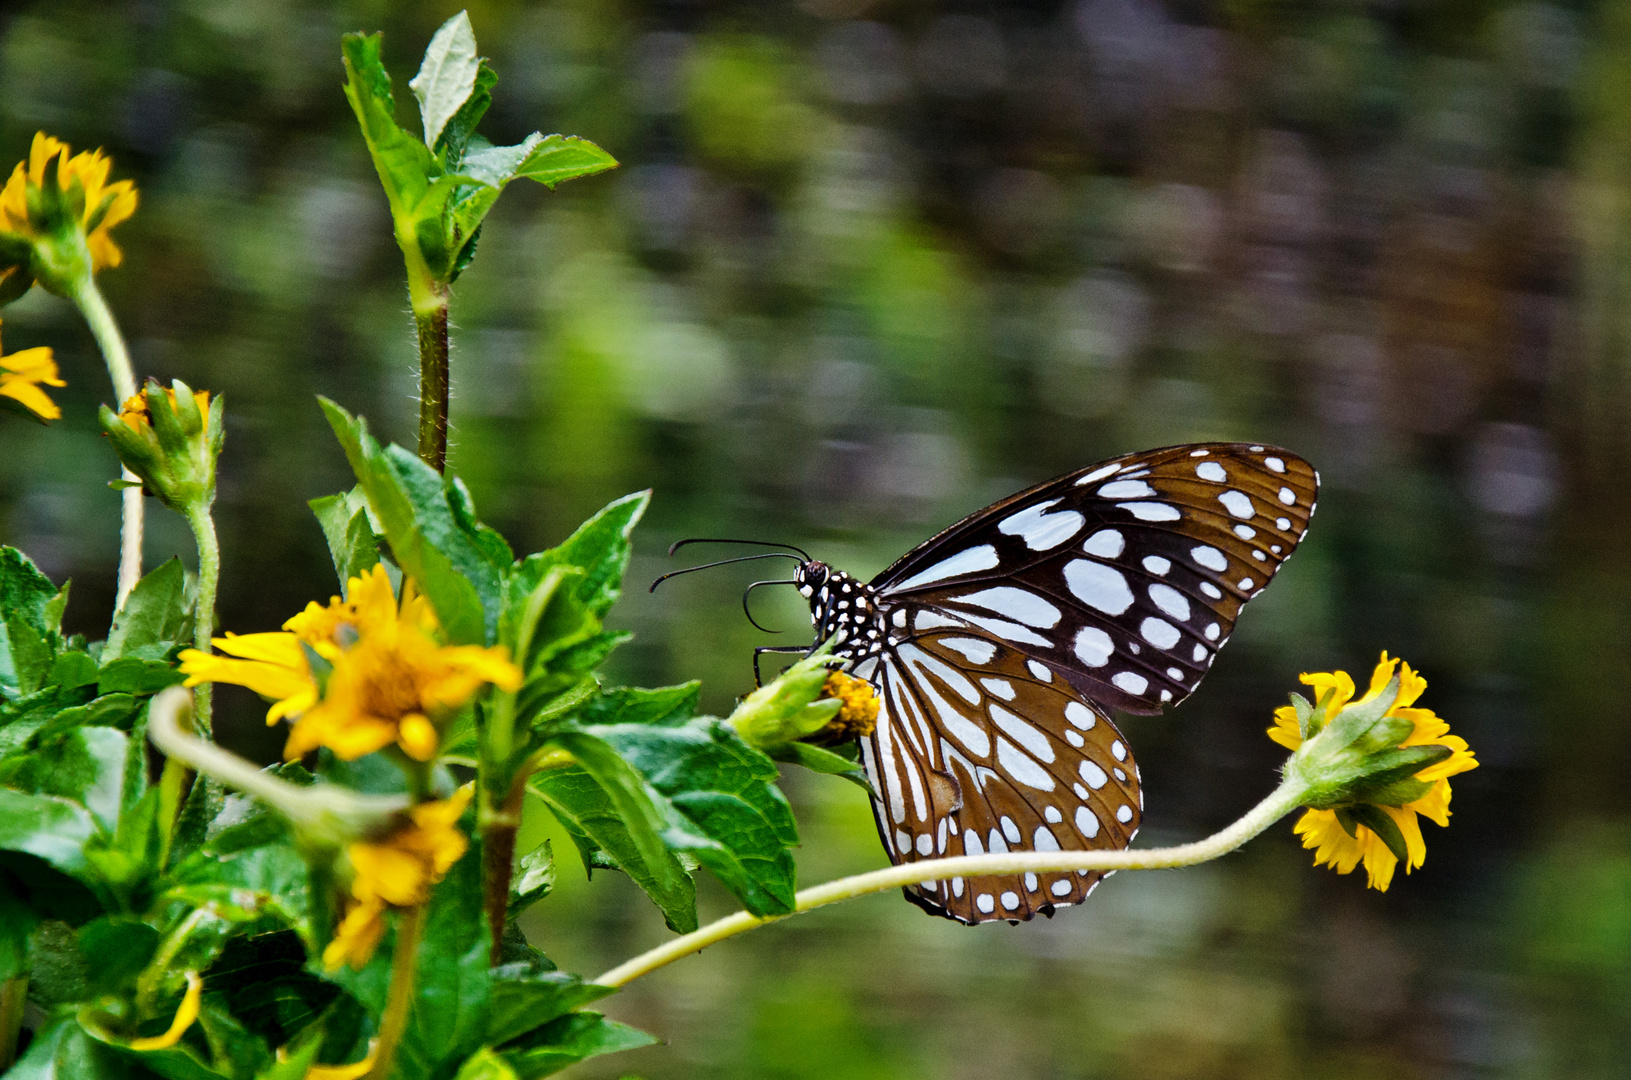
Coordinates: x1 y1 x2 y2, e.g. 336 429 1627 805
2 0 1627 1075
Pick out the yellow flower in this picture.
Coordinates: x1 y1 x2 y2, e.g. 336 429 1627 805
815 670 879 740
1271 653 1478 890
323 786 473 971
179 564 520 762
128 971 202 1051
0 319 63 421
0 131 137 274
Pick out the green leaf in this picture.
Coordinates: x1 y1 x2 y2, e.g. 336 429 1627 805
768 740 871 790
76 916 161 995
486 969 612 1048
498 1013 657 1079
1337 804 1412 864
309 489 382 591
204 931 344 1051
48 650 99 692
320 400 493 644
438 65 497 169
96 658 186 696
528 761 697 934
509 491 648 622
0 548 61 674
576 683 699 729
545 731 696 913
0 787 97 877
593 719 799 916
341 32 435 233
455 1048 521 1080
104 558 192 662
7 1017 140 1080
0 880 40 981
409 11 482 150
0 726 130 832
3 611 52 696
507 840 555 920
512 135 619 190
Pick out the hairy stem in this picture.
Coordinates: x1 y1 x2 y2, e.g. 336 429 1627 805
594 779 1308 989
415 291 450 472
69 275 143 606
182 502 219 736
0 976 26 1072
366 904 426 1080
480 777 526 964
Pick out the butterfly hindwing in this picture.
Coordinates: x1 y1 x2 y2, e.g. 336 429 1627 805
870 443 1318 715
853 627 1141 924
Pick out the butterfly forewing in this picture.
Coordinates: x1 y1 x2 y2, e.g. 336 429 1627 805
870 444 1317 715
853 627 1141 923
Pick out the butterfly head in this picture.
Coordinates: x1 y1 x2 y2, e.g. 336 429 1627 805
797 561 886 660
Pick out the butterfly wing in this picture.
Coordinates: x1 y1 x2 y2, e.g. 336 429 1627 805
852 626 1141 923
869 443 1318 715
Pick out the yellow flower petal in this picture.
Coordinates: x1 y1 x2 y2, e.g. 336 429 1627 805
0 330 64 422
397 713 439 761
128 971 202 1051
323 898 388 971
302 1041 378 1079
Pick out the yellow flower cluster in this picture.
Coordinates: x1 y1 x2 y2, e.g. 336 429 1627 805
816 670 880 740
0 319 63 421
324 785 472 970
179 564 520 762
0 131 137 276
1270 654 1478 890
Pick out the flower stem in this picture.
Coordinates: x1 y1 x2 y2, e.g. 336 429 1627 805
365 904 426 1080
68 275 143 606
414 290 450 473
480 776 527 963
0 975 26 1072
182 502 219 737
593 778 1310 989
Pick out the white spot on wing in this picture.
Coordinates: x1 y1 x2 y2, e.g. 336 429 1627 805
1218 490 1255 519
1111 740 1126 761
1142 555 1171 575
1234 524 1256 540
996 737 1056 790
1065 702 1097 729
1191 545 1227 571
1034 826 1061 851
1065 560 1134 614
1112 671 1148 695
956 611 1053 647
1098 480 1156 499
1073 627 1113 667
1140 617 1180 649
1148 583 1191 621
1027 659 1053 682
1200 582 1223 599
1265 456 1285 473
1074 463 1120 486
1119 501 1182 522
891 545 1000 591
938 636 996 664
998 499 1086 551
1001 891 1020 911
980 677 1016 700
1279 486 1296 505
1205 622 1220 640
1082 529 1125 558
916 833 933 855
977 893 995 913
1075 805 1100 838
1195 461 1227 482
1052 879 1072 896
1117 805 1134 823
1001 816 1022 843
990 704 1055 762
1079 761 1107 788
954 586 1062 628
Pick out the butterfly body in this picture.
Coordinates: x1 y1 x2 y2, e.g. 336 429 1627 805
771 443 1320 924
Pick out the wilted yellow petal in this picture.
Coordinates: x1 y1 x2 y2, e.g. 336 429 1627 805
128 971 202 1051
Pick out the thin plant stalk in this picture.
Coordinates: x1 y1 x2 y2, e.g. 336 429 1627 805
182 502 219 735
595 779 1309 989
366 905 426 1080
67 274 143 606
413 284 450 472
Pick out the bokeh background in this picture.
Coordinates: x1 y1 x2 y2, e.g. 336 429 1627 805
2 0 1626 1075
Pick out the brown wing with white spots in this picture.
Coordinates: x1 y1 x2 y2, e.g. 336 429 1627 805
869 444 1318 715
852 628 1141 924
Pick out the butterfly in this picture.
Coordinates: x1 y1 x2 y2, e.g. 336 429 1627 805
664 443 1318 924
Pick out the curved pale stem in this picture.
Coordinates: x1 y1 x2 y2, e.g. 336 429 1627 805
594 778 1307 989
182 503 219 735
68 275 143 606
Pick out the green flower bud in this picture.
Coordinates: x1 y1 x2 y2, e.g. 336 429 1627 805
98 378 224 512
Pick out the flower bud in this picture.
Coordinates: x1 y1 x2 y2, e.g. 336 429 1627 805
99 378 223 512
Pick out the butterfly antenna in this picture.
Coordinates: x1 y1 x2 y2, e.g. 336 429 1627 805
649 552 807 593
668 537 814 562
742 578 798 633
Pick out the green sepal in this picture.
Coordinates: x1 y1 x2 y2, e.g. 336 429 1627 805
1336 804 1411 864
768 740 872 791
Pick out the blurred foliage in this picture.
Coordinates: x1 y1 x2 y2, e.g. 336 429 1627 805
0 0 1626 1076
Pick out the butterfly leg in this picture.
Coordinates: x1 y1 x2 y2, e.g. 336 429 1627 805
753 645 812 687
